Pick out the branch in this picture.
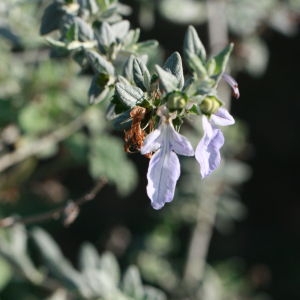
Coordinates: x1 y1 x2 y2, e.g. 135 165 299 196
0 112 87 173
0 178 108 228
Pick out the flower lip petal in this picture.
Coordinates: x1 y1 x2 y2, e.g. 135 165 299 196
222 73 240 99
146 149 180 209
195 127 224 178
141 128 162 154
210 107 235 126
169 126 194 156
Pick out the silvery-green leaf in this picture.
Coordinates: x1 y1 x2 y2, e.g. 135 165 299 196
155 65 179 93
85 50 115 75
133 58 151 91
123 29 140 48
79 243 101 272
134 40 159 54
73 16 95 41
183 25 206 62
40 2 63 35
98 22 116 48
46 37 66 49
88 73 113 104
117 75 131 86
210 43 233 80
86 0 99 14
124 55 135 82
122 266 144 299
144 286 167 300
115 83 144 107
99 252 120 286
163 52 184 89
111 20 130 40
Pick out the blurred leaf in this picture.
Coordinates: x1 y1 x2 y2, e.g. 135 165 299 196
122 265 144 300
40 2 63 35
98 22 116 49
46 289 68 300
79 242 101 272
99 252 121 286
0 257 12 291
32 228 89 296
144 286 167 300
111 20 130 40
88 135 138 195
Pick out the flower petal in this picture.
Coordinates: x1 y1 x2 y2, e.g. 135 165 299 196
141 128 162 154
210 107 235 127
195 127 224 178
146 149 180 209
169 126 194 156
222 73 240 99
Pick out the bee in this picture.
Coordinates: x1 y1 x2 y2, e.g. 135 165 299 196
124 106 147 152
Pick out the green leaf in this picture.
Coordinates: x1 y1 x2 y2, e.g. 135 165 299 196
122 266 144 300
88 74 114 104
155 65 179 93
163 52 184 89
115 83 144 108
88 135 137 195
73 16 95 41
86 50 115 75
183 25 206 61
133 58 151 91
209 43 233 80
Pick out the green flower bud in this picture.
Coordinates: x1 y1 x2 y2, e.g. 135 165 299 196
200 96 221 115
166 91 187 110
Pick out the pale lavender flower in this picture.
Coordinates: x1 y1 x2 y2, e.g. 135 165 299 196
141 109 194 209
195 107 234 178
222 73 240 99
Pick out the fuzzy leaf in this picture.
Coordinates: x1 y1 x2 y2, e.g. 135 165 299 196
124 55 135 82
98 22 116 49
163 52 184 89
183 25 206 61
123 29 140 48
209 43 233 80
111 20 130 40
85 50 115 75
115 83 144 107
133 58 151 91
155 65 179 93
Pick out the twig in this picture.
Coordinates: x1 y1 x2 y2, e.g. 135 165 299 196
0 178 107 228
0 112 87 173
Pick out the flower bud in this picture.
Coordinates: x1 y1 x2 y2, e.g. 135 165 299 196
166 91 187 110
200 96 221 115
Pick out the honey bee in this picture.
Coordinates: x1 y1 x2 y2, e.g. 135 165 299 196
124 106 147 153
